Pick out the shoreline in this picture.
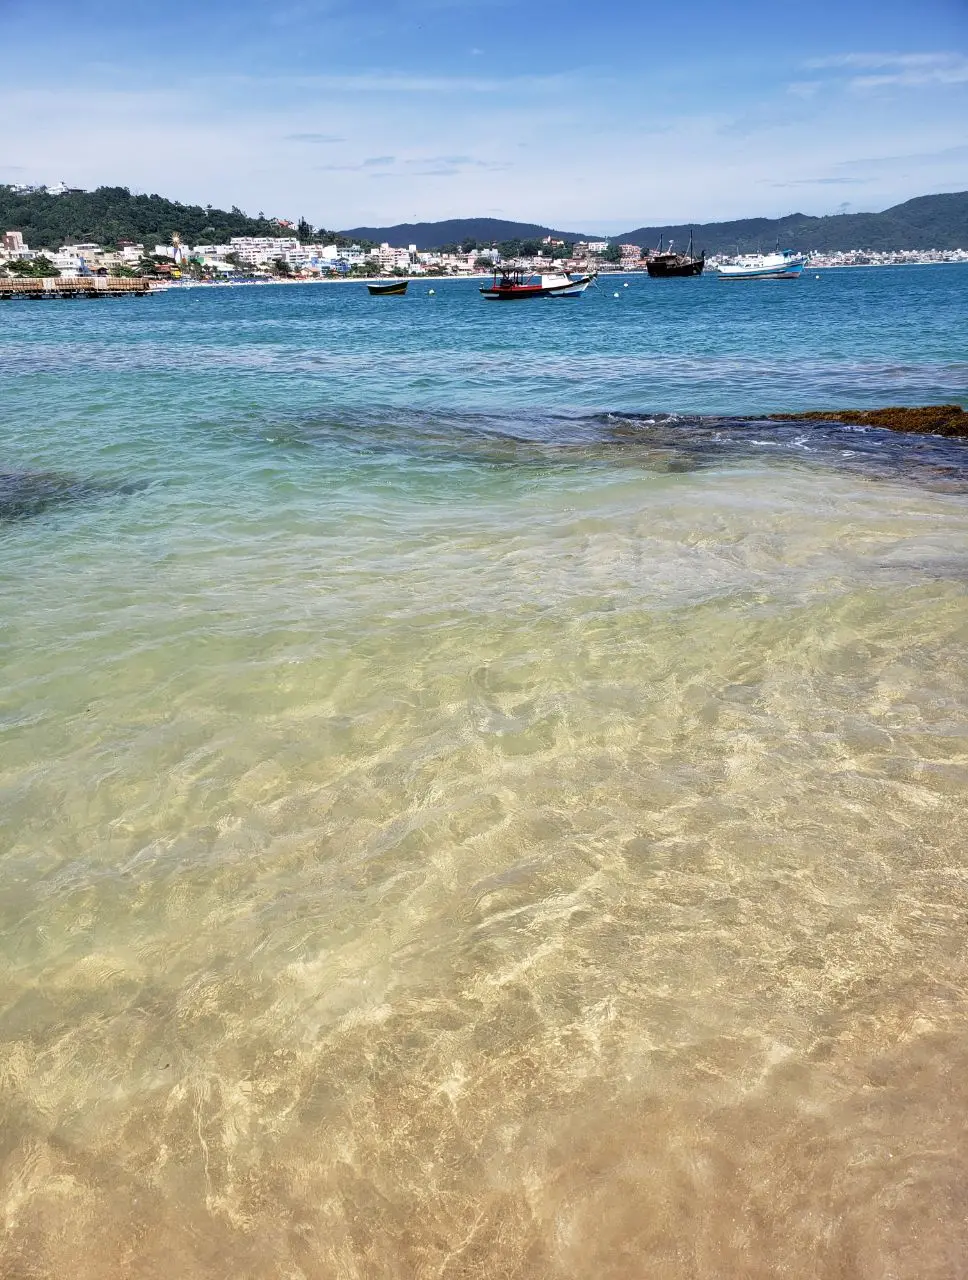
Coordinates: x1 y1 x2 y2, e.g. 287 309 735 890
157 259 968 288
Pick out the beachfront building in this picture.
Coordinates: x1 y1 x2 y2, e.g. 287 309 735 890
228 236 302 267
0 230 41 266
331 246 367 268
374 242 417 272
50 247 87 275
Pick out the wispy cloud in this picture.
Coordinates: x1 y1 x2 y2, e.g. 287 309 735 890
402 155 510 170
769 177 874 187
265 71 571 94
805 51 968 90
285 132 345 143
807 52 964 70
317 154 510 176
828 142 968 172
767 141 968 188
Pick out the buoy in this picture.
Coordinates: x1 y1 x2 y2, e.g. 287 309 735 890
613 292 619 298
624 282 629 288
428 288 435 295
815 275 820 279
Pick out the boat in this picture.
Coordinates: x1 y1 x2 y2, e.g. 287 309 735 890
480 267 597 300
716 244 806 280
645 230 705 278
367 279 408 295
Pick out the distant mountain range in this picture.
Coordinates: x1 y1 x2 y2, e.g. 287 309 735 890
2 185 965 255
337 217 600 249
344 193 968 254
614 193 968 255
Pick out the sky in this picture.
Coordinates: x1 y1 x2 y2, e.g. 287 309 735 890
0 0 966 234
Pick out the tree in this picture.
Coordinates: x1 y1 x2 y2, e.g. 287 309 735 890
497 237 544 260
273 257 292 276
597 243 622 263
297 217 313 242
11 255 60 278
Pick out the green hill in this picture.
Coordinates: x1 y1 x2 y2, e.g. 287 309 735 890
0 186 360 250
343 193 968 253
616 193 968 254
3 186 965 255
337 217 598 251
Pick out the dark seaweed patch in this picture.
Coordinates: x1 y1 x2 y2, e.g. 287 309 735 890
0 471 146 524
770 405 968 438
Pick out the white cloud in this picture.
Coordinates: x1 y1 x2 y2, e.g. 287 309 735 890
805 51 968 90
1 59 965 232
223 71 574 94
807 52 963 70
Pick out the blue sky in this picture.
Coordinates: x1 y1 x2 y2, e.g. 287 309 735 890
1 0 965 233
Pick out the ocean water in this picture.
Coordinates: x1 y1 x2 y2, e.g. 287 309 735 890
2 266 968 1278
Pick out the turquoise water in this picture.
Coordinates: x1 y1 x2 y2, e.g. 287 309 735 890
2 266 968 1278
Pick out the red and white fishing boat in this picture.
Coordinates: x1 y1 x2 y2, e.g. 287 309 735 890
480 267 597 300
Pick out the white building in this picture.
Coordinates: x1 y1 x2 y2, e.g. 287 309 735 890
229 236 301 267
50 249 84 275
49 243 102 275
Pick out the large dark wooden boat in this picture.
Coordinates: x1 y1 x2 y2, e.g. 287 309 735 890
645 231 705 278
367 279 408 295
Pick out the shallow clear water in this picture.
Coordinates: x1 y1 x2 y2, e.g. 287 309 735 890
2 267 968 1278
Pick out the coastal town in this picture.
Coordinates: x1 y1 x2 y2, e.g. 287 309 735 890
2 181 966 287
3 225 966 282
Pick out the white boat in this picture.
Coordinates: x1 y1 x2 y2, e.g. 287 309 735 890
716 247 806 280
540 271 596 297
480 268 597 299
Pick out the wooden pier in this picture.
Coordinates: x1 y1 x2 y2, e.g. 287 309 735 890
0 276 153 300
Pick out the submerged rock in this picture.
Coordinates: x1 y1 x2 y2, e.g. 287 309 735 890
770 405 968 438
0 470 144 523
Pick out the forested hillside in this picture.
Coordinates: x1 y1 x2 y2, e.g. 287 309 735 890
617 193 968 254
338 217 596 250
348 193 968 252
3 186 965 254
0 186 356 249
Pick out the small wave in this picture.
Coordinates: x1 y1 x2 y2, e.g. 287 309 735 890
204 406 968 494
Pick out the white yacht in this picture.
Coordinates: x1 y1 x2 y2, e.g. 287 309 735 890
716 247 806 280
